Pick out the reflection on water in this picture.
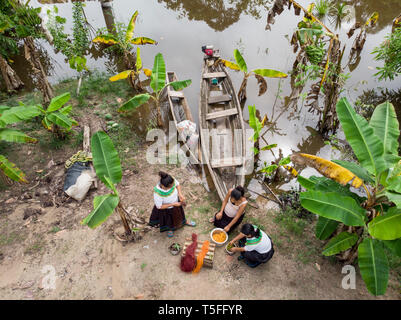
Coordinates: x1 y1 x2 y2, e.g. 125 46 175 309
9 42 55 92
157 0 272 31
339 0 401 33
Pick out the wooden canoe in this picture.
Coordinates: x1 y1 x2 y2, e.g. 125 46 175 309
199 55 246 202
166 71 200 165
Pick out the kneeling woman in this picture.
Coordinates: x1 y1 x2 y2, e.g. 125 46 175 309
229 223 274 268
210 186 247 233
149 171 195 237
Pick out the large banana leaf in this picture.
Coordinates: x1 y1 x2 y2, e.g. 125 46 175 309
386 162 401 192
297 175 316 190
0 106 41 125
253 69 288 78
291 153 363 188
109 70 133 82
322 232 358 256
369 101 399 164
118 94 150 112
60 105 73 115
358 238 389 296
315 216 339 240
91 131 122 185
336 97 386 176
248 105 263 141
150 53 166 93
385 191 401 207
0 128 37 143
131 37 157 45
300 191 366 226
47 92 70 113
234 49 248 73
0 106 10 115
368 207 401 240
332 159 374 184
125 11 138 43
136 47 142 71
46 112 73 130
93 34 118 45
311 176 365 203
0 155 27 183
383 239 401 257
167 80 192 91
103 176 118 194
81 194 119 229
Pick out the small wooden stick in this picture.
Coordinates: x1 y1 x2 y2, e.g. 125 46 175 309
259 181 283 207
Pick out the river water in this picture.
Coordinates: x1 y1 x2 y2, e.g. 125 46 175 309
7 0 401 192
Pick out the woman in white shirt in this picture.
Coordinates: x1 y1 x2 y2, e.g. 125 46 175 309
229 223 274 268
149 171 196 237
209 186 247 233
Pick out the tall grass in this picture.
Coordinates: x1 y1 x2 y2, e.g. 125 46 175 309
313 0 334 19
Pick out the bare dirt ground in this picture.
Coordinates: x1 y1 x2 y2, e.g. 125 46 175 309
0 141 400 300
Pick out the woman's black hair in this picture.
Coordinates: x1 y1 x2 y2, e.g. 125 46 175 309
240 223 260 238
231 185 245 200
159 171 174 188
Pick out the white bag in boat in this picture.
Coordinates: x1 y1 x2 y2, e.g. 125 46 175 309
176 120 197 139
186 133 199 151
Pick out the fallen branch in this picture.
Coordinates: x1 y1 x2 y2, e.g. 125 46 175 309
259 181 283 207
247 188 281 206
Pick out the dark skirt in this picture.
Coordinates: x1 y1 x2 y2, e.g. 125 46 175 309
213 210 245 233
149 205 187 232
239 237 274 268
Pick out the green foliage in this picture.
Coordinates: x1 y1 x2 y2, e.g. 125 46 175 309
313 0 334 18
46 2 90 73
0 99 40 182
373 27 401 81
321 232 358 256
296 97 401 295
274 207 308 237
82 132 122 230
37 92 77 134
91 131 122 187
118 53 191 116
92 10 157 69
0 0 44 58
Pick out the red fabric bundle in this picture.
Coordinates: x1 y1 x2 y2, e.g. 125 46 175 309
180 233 198 272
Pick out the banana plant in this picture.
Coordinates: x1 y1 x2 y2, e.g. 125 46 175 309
34 92 77 139
219 49 287 103
118 53 191 127
109 47 152 91
0 104 40 183
291 97 401 296
81 131 131 236
93 10 157 70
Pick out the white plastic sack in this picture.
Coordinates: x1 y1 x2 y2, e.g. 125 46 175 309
65 170 96 201
176 120 196 139
187 133 199 151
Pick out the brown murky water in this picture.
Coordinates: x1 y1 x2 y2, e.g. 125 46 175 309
7 0 401 192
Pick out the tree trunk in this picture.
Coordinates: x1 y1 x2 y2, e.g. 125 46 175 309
23 36 53 105
0 56 24 93
117 203 132 235
100 0 116 34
